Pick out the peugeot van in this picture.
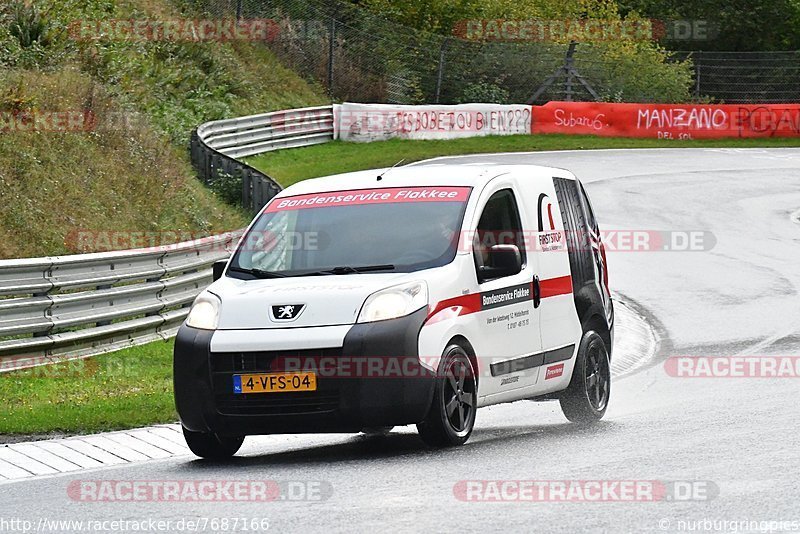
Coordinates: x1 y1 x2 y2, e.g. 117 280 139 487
174 164 613 458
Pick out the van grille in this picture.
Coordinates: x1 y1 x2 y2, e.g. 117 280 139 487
210 349 341 416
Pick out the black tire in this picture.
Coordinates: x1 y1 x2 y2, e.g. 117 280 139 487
182 426 244 459
559 330 611 423
417 345 477 447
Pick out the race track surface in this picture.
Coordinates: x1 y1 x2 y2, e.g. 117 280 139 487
2 148 799 533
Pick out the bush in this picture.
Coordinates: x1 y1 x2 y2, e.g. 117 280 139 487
0 0 80 68
8 1 51 48
457 81 511 104
575 40 694 103
208 170 243 206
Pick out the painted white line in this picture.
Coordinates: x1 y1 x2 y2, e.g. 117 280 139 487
33 442 104 469
0 447 57 476
128 430 190 455
103 433 173 459
0 458 33 479
80 436 149 462
60 439 128 466
0 424 189 485
7 444 82 473
146 425 186 446
611 297 659 378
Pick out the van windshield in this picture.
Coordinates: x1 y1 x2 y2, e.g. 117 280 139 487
228 186 472 277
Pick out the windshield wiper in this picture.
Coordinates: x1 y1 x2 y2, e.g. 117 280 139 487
228 264 395 278
228 266 290 278
311 264 396 275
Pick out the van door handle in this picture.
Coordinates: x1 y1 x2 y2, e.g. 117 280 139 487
533 275 541 308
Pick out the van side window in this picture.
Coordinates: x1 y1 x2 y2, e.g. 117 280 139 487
473 189 526 272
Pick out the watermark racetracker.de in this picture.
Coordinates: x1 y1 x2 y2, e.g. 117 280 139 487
453 480 719 502
0 111 147 134
67 479 333 502
664 356 800 378
452 18 719 42
63 229 716 254
68 18 281 42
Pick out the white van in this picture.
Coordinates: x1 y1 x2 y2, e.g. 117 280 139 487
174 164 613 458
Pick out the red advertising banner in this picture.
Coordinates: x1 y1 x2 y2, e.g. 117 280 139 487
531 102 800 139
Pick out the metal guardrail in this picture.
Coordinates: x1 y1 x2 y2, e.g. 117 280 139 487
191 105 334 213
1 105 334 370
0 232 242 371
198 105 335 159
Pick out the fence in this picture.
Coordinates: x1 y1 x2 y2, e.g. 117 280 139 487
186 0 800 105
187 0 680 104
673 51 800 103
191 105 334 213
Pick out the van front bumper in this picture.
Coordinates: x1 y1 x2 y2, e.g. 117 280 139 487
173 307 435 436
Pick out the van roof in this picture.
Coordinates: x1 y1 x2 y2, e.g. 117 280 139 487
276 163 575 197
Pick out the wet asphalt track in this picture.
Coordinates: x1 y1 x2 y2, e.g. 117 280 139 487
2 148 799 533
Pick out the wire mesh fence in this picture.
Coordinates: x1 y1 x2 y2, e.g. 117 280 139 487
672 51 800 103
183 0 799 105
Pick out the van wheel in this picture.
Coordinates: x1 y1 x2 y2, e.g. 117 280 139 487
559 331 610 423
417 345 477 447
182 426 244 459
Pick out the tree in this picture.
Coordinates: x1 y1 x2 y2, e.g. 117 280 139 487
617 0 800 51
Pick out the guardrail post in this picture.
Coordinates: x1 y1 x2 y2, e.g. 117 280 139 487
253 174 263 212
95 283 113 326
242 171 251 213
145 274 162 317
32 289 51 338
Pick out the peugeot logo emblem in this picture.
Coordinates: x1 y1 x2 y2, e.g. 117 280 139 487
271 304 305 321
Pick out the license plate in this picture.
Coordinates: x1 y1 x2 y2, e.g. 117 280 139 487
233 372 317 394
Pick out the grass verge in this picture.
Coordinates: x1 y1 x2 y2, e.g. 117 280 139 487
0 340 174 439
247 134 800 186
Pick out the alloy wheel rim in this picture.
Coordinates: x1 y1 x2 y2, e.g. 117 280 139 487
443 357 475 433
585 344 610 411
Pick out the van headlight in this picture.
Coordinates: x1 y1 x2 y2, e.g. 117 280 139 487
357 281 428 323
185 292 221 330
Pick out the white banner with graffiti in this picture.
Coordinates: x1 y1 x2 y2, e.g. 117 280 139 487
334 103 533 142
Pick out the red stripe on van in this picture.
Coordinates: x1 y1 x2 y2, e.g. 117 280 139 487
539 275 573 298
425 275 573 325
425 293 483 325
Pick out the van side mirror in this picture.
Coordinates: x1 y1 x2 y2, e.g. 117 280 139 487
478 244 522 282
212 259 228 281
